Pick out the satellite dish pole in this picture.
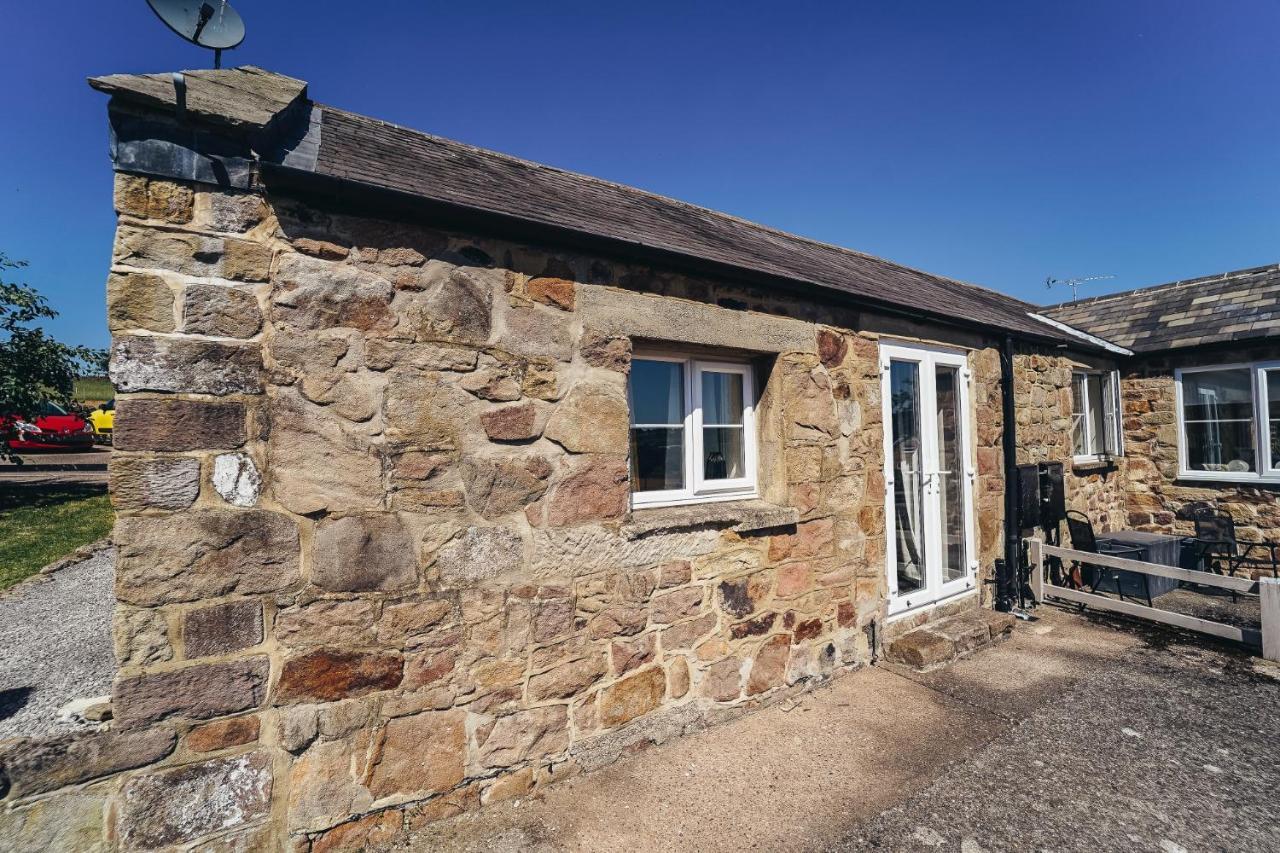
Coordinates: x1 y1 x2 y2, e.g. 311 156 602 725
145 1 246 69
1046 274 1115 301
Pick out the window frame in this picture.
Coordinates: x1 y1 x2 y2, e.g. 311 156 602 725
628 353 758 509
1175 360 1280 483
1071 368 1123 462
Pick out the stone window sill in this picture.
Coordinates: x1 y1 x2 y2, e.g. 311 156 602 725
1071 457 1118 474
621 499 799 540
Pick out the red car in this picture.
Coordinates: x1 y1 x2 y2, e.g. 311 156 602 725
4 402 96 451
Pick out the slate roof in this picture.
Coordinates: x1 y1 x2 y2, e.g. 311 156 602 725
307 105 1067 342
1042 263 1280 353
89 66 1080 345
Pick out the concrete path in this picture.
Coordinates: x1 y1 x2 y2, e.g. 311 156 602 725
0 549 115 740
401 608 1280 853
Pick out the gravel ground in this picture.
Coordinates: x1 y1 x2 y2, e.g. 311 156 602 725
832 634 1280 853
0 548 115 739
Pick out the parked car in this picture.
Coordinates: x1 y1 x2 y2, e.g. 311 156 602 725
88 399 115 444
3 401 96 451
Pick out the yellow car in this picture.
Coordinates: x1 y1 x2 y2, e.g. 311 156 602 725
88 399 115 444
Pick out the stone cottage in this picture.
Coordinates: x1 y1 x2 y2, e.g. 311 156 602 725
3 65 1257 850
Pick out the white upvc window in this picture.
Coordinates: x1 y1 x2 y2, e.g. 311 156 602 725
1175 361 1280 483
627 354 758 508
1071 369 1123 461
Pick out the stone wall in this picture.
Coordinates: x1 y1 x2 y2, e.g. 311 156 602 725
1123 347 1280 552
1 159 1116 847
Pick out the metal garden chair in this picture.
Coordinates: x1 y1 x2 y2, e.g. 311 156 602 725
1064 511 1153 606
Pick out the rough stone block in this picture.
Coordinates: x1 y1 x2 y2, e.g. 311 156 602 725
392 264 493 344
115 510 299 606
273 253 395 331
650 587 703 625
113 606 174 668
527 654 606 701
367 710 466 798
526 276 575 310
480 401 541 442
746 634 790 695
266 391 385 515
599 665 665 728
578 329 631 373
200 191 268 233
114 225 270 282
145 180 195 223
312 514 417 592
527 455 628 527
2 789 109 851
212 452 261 507
110 336 262 395
183 599 264 658
114 172 150 217
183 283 264 338
110 454 199 511
476 705 568 769
884 628 954 669
275 649 404 704
112 657 269 728
107 270 175 333
701 656 744 702
186 715 261 753
118 751 272 849
462 455 552 518
114 398 245 452
435 526 524 584
0 727 176 798
543 382 628 454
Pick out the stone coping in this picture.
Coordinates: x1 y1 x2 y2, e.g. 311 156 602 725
621 500 799 540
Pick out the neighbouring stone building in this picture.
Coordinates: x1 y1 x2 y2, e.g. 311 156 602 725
1045 265 1280 551
0 66 1271 851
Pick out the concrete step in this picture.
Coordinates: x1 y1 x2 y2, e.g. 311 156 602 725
884 609 1017 670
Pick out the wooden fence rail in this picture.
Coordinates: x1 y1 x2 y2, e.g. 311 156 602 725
1027 539 1280 662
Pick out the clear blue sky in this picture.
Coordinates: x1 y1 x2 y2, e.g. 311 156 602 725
3 1 1277 349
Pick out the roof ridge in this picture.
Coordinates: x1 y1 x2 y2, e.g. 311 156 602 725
1047 261 1280 310
320 105 1043 315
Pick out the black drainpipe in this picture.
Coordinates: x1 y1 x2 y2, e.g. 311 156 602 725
995 334 1020 612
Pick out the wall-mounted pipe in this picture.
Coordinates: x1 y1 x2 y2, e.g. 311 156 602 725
996 334 1020 612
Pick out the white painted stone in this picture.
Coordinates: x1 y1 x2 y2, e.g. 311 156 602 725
213 453 261 507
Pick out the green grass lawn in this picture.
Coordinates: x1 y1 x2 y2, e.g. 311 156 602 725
73 376 114 405
0 485 113 590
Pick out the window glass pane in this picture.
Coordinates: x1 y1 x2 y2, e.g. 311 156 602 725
1182 368 1256 472
1182 369 1254 421
629 360 683 425
1071 374 1087 456
1086 373 1105 455
630 428 684 491
703 427 744 480
1101 372 1118 454
701 371 744 425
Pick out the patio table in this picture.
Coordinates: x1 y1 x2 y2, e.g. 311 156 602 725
1094 530 1183 599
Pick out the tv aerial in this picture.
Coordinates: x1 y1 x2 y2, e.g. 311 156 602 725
146 1 245 69
1046 274 1115 301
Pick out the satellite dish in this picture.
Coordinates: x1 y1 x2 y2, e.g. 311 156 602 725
146 0 245 68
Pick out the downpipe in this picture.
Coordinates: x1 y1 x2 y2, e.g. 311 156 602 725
995 335 1021 613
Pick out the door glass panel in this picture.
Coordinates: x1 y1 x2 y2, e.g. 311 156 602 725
1268 370 1280 470
935 365 968 583
890 361 926 594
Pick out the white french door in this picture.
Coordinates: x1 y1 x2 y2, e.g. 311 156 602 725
880 342 978 615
